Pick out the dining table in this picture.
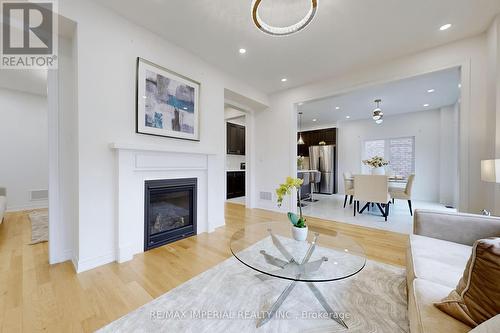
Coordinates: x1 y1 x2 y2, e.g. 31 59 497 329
346 176 408 184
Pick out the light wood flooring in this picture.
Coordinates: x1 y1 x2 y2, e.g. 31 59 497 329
0 203 408 332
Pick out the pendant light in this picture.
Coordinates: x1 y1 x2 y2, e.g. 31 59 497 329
372 99 384 124
297 112 305 145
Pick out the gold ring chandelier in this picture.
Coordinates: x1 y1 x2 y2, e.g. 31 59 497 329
251 0 318 36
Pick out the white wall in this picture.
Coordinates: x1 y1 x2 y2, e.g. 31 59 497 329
338 109 440 201
337 107 458 203
254 33 493 214
224 107 246 120
59 0 268 271
226 155 245 171
439 104 459 207
0 88 48 211
487 17 500 215
50 32 78 264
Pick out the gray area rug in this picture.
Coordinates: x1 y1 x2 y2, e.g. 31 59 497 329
98 238 408 333
29 210 48 244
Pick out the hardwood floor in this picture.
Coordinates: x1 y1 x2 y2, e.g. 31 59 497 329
0 203 408 332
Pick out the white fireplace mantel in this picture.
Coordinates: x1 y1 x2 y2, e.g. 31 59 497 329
110 143 224 263
110 142 218 155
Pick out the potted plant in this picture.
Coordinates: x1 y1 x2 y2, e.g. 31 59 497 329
362 156 389 175
276 177 308 241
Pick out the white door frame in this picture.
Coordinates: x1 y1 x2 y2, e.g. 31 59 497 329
47 69 61 264
224 101 256 209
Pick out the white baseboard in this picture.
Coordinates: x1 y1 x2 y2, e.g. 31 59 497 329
74 251 116 273
50 248 73 264
117 244 137 263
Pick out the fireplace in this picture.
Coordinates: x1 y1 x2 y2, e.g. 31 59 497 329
144 178 197 251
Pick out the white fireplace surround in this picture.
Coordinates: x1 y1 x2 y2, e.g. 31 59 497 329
111 143 223 263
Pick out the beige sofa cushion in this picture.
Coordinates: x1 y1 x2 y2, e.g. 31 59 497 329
435 238 500 327
409 278 471 333
469 314 500 333
408 235 472 288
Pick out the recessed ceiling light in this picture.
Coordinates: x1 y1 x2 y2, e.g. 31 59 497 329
142 95 147 99
424 104 430 107
239 48 246 54
427 89 435 93
281 78 287 82
458 83 462 88
312 118 317 122
335 106 340 110
345 116 351 119
440 24 452 31
298 102 304 106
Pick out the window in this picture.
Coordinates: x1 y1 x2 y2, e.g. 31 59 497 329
363 137 415 177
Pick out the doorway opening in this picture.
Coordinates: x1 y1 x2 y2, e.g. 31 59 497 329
294 66 462 234
225 106 248 206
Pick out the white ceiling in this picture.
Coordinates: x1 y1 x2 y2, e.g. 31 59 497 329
298 67 461 128
95 0 500 93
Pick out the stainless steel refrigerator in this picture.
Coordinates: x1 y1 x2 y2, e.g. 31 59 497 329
309 145 336 194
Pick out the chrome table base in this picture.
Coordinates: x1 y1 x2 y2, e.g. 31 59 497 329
256 230 348 329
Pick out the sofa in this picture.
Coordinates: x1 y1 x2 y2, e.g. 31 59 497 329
407 210 500 333
0 187 6 224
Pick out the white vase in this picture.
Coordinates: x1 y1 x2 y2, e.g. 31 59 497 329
372 167 385 175
292 225 308 241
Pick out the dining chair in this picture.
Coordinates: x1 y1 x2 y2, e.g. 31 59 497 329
343 172 354 208
390 174 415 216
353 175 392 221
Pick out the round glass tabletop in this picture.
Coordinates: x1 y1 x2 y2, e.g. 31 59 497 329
230 222 366 282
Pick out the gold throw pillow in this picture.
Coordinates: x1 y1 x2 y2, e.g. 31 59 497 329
434 238 500 327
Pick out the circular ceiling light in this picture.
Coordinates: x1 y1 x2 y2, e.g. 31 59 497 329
281 78 288 82
239 48 247 54
251 0 318 36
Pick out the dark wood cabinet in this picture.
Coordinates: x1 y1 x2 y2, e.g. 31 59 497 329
297 128 336 157
227 171 245 199
227 122 245 155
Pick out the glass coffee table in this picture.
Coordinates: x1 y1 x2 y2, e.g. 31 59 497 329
230 222 366 328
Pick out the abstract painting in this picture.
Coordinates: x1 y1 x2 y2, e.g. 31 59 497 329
136 58 200 141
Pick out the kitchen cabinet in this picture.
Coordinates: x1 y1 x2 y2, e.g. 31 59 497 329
227 122 245 155
297 128 336 157
227 171 245 199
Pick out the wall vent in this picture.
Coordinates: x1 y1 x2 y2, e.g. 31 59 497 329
259 191 272 201
30 189 48 201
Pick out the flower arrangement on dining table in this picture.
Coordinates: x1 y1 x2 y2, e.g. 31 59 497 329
362 156 389 168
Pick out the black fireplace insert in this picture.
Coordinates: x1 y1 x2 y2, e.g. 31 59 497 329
144 178 197 251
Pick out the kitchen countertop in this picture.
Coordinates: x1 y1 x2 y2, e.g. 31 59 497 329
297 169 319 173
226 170 246 172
